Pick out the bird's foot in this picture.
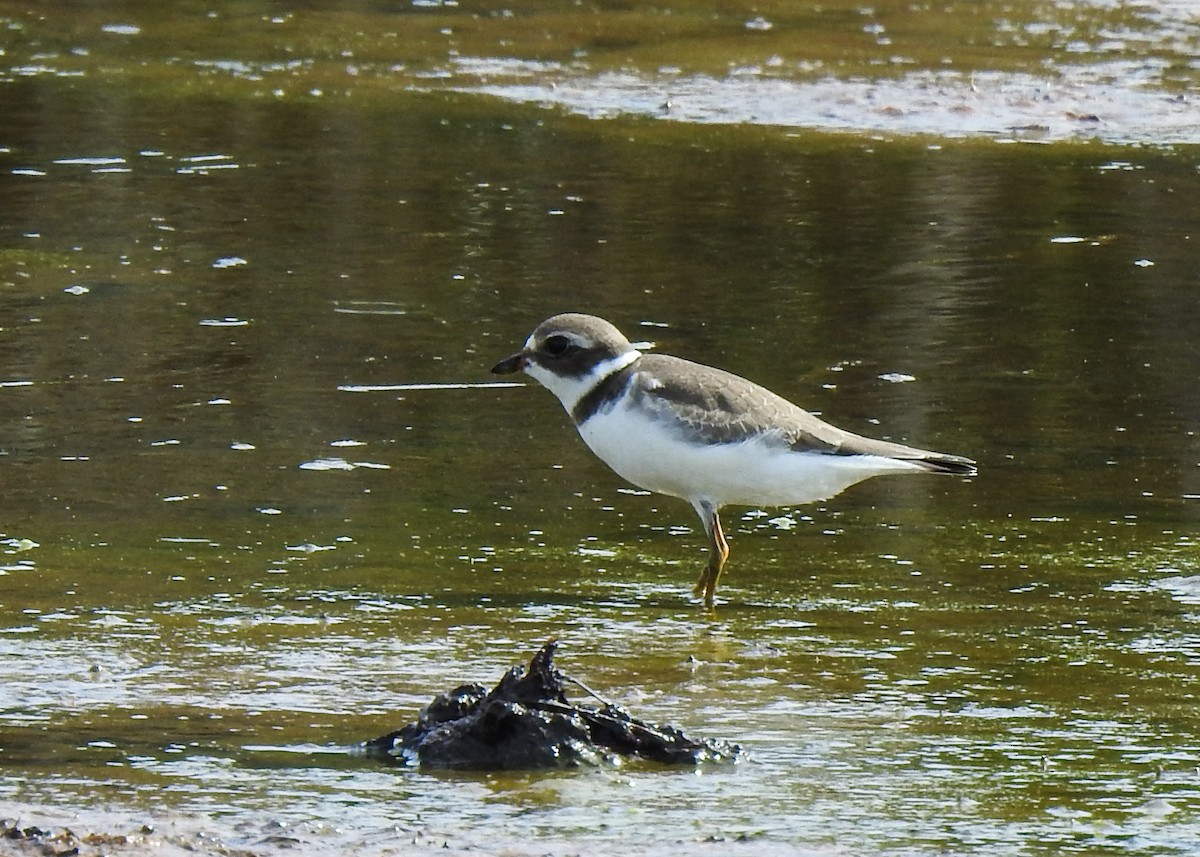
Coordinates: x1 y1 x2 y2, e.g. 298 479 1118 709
692 567 718 608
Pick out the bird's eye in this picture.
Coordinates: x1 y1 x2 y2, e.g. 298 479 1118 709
542 335 573 357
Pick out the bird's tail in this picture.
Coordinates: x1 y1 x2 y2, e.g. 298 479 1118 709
914 453 977 477
828 430 977 477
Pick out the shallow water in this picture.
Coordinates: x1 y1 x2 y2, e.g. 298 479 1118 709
2 1 1200 854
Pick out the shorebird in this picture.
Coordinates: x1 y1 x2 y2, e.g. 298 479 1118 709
492 313 976 606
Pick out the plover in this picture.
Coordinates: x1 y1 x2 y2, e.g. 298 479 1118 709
492 313 976 606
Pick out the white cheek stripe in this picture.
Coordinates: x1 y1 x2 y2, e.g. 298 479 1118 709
589 349 640 382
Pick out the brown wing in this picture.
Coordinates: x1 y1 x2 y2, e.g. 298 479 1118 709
632 354 976 474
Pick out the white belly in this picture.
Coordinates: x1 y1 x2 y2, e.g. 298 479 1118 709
577 402 925 508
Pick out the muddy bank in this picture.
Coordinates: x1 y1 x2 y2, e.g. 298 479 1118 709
0 808 809 857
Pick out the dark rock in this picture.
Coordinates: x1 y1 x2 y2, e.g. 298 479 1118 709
365 640 742 770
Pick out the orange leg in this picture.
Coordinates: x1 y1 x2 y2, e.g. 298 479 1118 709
691 505 730 608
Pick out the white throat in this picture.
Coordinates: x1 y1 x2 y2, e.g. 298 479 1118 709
526 349 640 413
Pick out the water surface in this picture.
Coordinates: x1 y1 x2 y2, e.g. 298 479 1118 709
2 1 1200 854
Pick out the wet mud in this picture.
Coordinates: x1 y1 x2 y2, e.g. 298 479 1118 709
0 819 239 857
